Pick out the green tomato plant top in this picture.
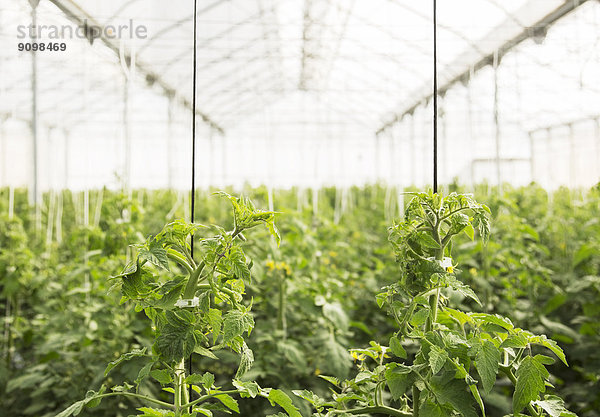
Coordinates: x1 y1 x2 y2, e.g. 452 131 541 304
296 191 577 417
54 192 304 417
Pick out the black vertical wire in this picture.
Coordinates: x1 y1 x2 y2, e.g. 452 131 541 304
432 0 438 194
189 0 198 404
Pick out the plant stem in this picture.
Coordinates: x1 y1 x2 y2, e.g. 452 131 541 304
277 274 287 337
181 389 242 409
92 392 173 408
412 387 420 417
167 249 193 275
183 261 205 299
329 405 411 417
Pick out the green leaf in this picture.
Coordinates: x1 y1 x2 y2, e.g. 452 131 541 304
429 344 449 374
185 372 214 389
54 399 87 417
235 343 254 379
323 302 349 330
513 355 549 412
135 361 154 389
410 308 430 326
529 334 568 366
136 407 173 416
104 348 147 377
206 308 222 344
150 369 172 385
267 389 302 417
193 345 218 360
139 239 171 271
420 400 444 417
223 309 254 344
389 336 407 359
430 376 478 417
532 395 577 417
233 380 260 398
214 394 239 413
474 340 500 394
385 363 415 400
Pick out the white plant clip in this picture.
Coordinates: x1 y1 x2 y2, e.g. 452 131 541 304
440 257 453 269
175 297 199 308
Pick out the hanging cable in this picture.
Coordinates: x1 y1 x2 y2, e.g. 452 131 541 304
189 0 198 405
433 0 438 193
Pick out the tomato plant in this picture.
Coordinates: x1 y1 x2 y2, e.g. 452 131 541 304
53 193 305 417
296 191 576 417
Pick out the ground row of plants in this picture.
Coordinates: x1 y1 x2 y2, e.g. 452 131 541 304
0 183 598 416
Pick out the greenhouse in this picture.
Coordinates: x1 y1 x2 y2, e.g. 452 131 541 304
1 0 599 416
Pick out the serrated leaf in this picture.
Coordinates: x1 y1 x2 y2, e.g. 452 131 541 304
233 380 260 398
429 344 449 374
206 308 222 344
139 239 171 271
104 348 147 376
323 302 349 330
532 395 577 417
185 372 214 389
136 407 173 416
223 309 254 344
150 369 172 385
513 355 549 412
389 336 407 359
385 363 415 400
430 376 478 417
410 308 430 326
194 345 218 360
474 340 500 394
214 394 239 413
135 361 154 389
235 343 254 378
267 389 302 417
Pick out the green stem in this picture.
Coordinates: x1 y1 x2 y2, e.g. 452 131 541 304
330 406 411 417
174 362 182 416
412 386 420 417
183 261 206 299
181 389 242 409
92 392 173 408
277 275 287 337
167 249 193 275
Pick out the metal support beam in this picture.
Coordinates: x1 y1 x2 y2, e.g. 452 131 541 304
47 0 225 134
376 0 591 135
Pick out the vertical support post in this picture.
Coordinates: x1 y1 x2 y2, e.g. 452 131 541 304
440 95 448 189
208 128 214 189
375 132 381 183
568 123 576 188
410 113 416 187
528 132 535 184
595 118 600 182
466 67 475 186
64 129 70 189
0 116 6 188
493 50 502 190
167 96 175 189
30 0 41 226
122 77 131 192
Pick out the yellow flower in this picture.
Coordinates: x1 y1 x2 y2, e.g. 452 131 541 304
266 260 275 271
314 368 321 376
328 251 338 258
351 351 366 361
469 268 477 276
322 258 330 266
446 266 454 274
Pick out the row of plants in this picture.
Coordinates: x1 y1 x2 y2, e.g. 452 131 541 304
0 184 598 416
